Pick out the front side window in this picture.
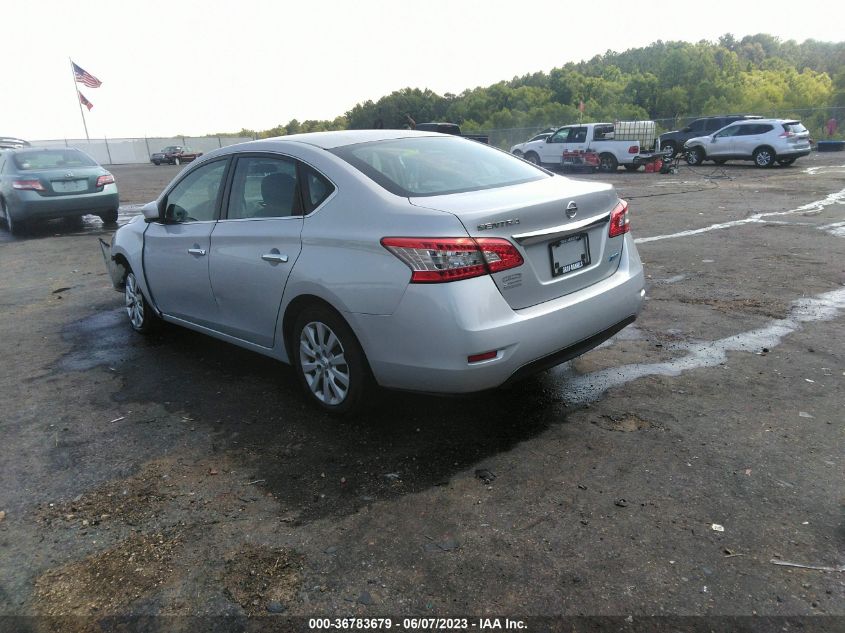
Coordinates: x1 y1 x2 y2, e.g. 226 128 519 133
13 150 96 170
226 155 301 219
164 159 227 222
331 136 548 197
715 125 742 138
548 128 570 143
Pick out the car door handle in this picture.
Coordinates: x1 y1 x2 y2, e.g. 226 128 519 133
188 248 206 256
261 253 289 264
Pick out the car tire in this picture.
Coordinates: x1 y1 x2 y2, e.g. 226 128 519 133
512 150 523 158
777 158 796 166
153 160 161 166
173 157 181 166
686 147 705 166
292 304 372 414
624 164 640 172
124 271 159 334
598 153 618 173
662 142 677 158
1 198 24 236
100 208 119 224
753 147 775 168
524 152 540 166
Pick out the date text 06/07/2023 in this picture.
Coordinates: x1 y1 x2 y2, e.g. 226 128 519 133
307 617 527 630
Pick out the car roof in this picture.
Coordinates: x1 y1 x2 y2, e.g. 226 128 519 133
257 129 442 150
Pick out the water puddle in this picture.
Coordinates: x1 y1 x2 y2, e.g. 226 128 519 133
555 285 845 405
57 309 140 372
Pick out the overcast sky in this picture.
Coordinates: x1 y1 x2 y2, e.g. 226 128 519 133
3 0 843 140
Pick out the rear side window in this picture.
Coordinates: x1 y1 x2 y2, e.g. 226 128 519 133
227 156 301 219
783 122 807 134
302 165 335 212
13 150 97 170
331 136 547 197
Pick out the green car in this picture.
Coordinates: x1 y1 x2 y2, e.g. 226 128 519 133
0 147 119 235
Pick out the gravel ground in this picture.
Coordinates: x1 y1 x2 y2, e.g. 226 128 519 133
0 154 843 631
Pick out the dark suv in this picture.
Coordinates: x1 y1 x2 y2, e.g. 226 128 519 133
659 115 761 157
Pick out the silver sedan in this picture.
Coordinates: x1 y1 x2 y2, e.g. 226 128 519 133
102 130 644 413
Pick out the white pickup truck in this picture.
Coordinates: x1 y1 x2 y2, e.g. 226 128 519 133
516 122 660 172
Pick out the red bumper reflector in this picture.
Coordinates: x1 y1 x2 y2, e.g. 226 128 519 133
468 350 498 363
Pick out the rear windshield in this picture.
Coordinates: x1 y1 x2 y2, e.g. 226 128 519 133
13 150 97 170
783 122 807 134
330 136 548 197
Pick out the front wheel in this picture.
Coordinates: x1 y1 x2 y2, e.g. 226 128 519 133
753 147 775 168
686 147 705 166
173 157 181 166
524 152 540 166
512 150 523 158
153 160 161 166
292 305 371 414
598 153 618 172
124 271 159 333
661 142 677 159
777 158 796 166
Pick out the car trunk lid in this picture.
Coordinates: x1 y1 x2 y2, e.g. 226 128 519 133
409 177 625 309
27 167 104 196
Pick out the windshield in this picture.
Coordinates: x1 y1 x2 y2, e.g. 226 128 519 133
331 136 548 197
13 150 97 170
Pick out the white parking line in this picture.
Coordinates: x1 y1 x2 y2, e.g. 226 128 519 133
635 188 845 244
557 286 845 404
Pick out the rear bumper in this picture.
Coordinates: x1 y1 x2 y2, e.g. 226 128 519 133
349 233 645 393
778 148 811 158
8 187 119 221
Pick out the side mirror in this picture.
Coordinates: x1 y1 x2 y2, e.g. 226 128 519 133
545 136 553 143
682 126 691 133
711 136 718 143
142 200 161 222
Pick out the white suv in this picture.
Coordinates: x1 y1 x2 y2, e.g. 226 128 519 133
684 119 811 168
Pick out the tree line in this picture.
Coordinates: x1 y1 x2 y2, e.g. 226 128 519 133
224 34 845 140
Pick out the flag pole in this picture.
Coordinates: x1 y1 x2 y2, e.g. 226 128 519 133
69 57 90 141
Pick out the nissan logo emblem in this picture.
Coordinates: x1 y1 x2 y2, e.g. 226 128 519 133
566 201 578 219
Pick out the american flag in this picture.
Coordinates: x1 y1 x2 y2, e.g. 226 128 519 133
78 91 93 111
72 61 102 88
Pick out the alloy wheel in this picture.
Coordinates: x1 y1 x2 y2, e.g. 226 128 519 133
299 321 350 406
124 273 145 330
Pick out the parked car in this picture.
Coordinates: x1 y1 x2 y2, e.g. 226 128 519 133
0 147 118 234
684 119 811 168
0 137 30 150
150 146 203 166
510 131 555 156
519 122 660 172
659 115 761 158
101 130 644 413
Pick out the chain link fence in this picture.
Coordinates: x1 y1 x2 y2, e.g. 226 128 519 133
29 107 845 163
27 136 255 166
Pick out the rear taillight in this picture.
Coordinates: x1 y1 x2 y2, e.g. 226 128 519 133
608 200 630 238
628 145 638 154
381 237 524 283
779 131 795 138
12 179 45 191
97 173 115 187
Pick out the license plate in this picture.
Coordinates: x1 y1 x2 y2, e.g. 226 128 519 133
550 233 590 277
52 179 87 193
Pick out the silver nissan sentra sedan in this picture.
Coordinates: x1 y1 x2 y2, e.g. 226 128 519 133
101 130 644 413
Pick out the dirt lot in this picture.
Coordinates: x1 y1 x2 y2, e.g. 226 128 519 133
0 155 843 631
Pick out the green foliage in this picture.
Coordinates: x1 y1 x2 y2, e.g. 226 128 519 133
237 34 842 139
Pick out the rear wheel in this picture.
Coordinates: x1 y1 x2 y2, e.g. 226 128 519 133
598 153 618 172
753 147 775 168
1 198 24 235
686 147 705 166
661 142 677 158
100 208 119 224
777 157 796 166
524 152 540 166
173 157 181 166
292 305 371 414
124 271 159 333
